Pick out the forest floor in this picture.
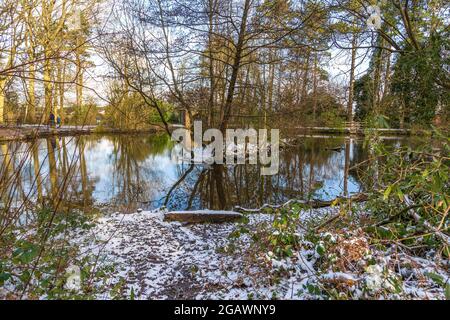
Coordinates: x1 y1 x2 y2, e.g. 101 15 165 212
70 207 449 300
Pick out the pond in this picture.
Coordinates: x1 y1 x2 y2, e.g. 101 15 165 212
0 133 422 212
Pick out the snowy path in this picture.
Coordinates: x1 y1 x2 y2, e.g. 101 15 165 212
72 209 449 300
75 210 254 299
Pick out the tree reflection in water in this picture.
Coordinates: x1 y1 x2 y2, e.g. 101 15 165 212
0 134 417 213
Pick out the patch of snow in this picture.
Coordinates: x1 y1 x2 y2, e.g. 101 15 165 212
64 206 449 300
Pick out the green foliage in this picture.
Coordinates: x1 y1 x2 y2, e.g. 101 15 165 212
353 74 373 122
359 130 449 256
229 204 304 259
69 101 99 125
390 33 449 126
299 89 346 126
0 208 119 299
223 130 449 299
354 27 449 128
104 86 176 130
150 100 176 124
269 204 303 258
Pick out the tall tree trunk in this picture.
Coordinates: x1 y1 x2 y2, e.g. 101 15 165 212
382 50 391 100
76 39 83 110
25 11 36 124
268 50 275 112
0 79 5 124
58 59 66 123
27 63 36 123
207 0 217 127
399 98 405 129
43 53 54 121
372 43 383 116
347 33 357 123
312 54 318 122
213 164 227 209
220 0 251 132
301 50 311 104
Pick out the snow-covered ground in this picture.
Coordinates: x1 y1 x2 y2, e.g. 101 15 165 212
72 208 449 300
73 209 262 299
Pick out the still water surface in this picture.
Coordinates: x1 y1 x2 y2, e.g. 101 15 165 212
0 133 419 212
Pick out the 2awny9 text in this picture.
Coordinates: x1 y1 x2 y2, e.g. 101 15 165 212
174 303 276 318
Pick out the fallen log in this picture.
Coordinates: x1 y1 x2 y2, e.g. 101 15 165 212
235 193 368 213
164 210 243 223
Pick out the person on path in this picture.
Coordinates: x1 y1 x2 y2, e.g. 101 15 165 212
49 112 55 128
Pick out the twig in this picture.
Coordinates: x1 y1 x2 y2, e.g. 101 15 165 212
235 193 368 214
404 195 450 247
